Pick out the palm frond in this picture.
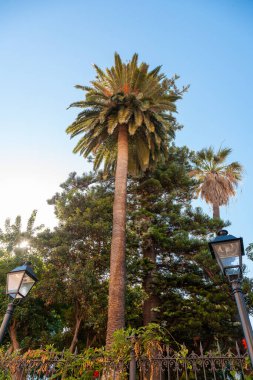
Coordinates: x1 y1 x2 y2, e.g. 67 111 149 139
67 53 183 174
190 146 243 207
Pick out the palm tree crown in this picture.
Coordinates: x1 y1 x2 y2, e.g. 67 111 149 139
66 53 184 175
190 146 243 218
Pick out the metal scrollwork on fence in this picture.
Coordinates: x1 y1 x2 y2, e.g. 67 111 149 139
0 342 250 379
137 343 249 380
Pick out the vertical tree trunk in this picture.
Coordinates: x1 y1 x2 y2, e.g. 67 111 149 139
9 320 20 351
8 321 24 380
142 242 161 380
69 315 82 353
143 240 160 325
106 125 128 347
213 203 220 219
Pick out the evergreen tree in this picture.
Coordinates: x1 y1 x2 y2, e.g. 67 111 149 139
126 146 247 349
37 172 113 351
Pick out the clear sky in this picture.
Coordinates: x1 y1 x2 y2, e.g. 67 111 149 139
1 0 253 270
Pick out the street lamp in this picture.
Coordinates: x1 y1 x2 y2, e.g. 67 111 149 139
0 262 38 344
208 230 253 366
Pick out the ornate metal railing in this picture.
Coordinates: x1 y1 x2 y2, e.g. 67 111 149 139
0 342 251 379
0 354 127 379
137 343 249 380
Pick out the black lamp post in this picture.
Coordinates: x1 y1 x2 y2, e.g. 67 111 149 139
208 230 253 366
0 262 38 345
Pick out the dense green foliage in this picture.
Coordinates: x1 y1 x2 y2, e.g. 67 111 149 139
125 146 246 349
0 213 57 351
39 174 113 350
1 146 251 355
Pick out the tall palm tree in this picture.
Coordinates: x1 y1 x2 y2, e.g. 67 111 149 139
190 147 243 219
66 53 183 346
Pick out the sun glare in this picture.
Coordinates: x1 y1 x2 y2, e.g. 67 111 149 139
18 240 30 249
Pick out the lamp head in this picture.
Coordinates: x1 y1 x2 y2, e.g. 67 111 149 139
208 230 244 280
6 262 38 300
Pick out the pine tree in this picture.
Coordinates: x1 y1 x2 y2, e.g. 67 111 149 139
126 146 246 349
38 172 113 351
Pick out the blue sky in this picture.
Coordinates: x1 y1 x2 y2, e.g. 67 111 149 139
1 0 253 271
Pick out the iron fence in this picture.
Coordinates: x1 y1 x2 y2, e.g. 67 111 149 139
0 355 127 380
0 342 250 380
137 343 249 380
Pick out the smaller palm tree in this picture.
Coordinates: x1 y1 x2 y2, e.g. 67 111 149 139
189 147 243 219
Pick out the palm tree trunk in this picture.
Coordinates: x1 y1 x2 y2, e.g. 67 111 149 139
106 125 128 347
213 203 220 219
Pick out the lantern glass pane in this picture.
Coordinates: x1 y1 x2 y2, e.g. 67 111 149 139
220 256 240 268
212 240 241 259
7 271 24 295
224 266 241 277
19 274 35 297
